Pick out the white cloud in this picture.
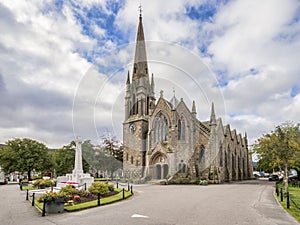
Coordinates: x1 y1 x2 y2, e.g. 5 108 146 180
0 0 299 149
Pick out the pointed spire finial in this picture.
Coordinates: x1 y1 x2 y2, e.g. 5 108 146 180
173 87 175 97
160 90 164 98
192 100 196 115
139 1 142 19
126 70 130 84
210 102 217 126
151 73 155 94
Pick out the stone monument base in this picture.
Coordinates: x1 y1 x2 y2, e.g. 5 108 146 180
56 174 94 189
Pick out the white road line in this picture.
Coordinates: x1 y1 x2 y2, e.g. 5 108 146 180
131 214 149 218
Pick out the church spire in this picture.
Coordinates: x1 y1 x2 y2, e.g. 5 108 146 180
210 102 217 126
132 5 148 81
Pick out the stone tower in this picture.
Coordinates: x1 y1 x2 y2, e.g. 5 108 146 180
123 12 155 179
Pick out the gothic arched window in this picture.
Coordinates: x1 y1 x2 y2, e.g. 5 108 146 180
178 119 181 140
219 144 223 167
200 145 205 164
153 113 169 144
178 116 186 140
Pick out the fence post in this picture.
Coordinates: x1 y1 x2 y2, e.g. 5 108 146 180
84 183 87 191
280 188 283 202
123 188 125 199
97 193 100 206
287 192 290 209
116 182 118 188
26 190 29 200
32 193 35 206
42 198 46 217
131 185 133 194
128 183 130 191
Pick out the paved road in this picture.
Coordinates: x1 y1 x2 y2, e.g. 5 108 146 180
0 180 299 225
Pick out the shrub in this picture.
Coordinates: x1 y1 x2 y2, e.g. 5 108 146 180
33 179 54 188
60 185 78 195
88 182 114 195
38 191 67 203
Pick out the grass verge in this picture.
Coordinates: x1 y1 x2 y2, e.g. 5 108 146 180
21 185 34 191
275 183 300 223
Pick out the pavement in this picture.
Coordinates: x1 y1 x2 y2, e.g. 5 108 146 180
0 180 299 225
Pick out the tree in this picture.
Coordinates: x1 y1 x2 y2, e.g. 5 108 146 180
253 122 300 192
82 140 105 176
0 138 53 180
53 141 89 176
101 136 123 179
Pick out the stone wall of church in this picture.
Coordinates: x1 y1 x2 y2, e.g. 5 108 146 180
123 119 148 179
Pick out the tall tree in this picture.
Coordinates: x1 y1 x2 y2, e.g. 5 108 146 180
0 138 53 180
253 122 300 192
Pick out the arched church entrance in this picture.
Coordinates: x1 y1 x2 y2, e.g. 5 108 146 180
149 152 168 180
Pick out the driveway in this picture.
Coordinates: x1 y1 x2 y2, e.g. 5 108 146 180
0 180 298 225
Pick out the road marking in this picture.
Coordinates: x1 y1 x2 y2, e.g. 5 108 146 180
131 214 149 218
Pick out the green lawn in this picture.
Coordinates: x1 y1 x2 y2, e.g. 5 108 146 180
21 185 34 191
275 183 300 223
29 188 133 213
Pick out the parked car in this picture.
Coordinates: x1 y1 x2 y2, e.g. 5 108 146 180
288 169 298 181
268 174 279 181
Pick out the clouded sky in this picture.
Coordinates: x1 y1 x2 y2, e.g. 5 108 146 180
0 0 299 148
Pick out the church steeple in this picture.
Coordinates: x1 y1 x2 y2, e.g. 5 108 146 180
124 7 154 119
132 8 148 81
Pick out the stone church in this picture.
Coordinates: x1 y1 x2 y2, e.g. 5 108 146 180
123 13 253 183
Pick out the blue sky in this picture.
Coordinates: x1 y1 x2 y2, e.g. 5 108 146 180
0 0 299 148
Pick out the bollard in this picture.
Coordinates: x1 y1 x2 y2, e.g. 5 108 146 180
97 193 100 206
276 183 279 196
128 183 130 191
123 188 125 199
42 198 46 217
280 188 283 202
84 183 87 191
116 182 118 189
20 183 23 191
26 190 29 200
287 192 290 209
131 185 133 194
32 193 35 206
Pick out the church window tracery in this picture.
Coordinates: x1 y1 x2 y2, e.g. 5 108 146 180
153 112 169 144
